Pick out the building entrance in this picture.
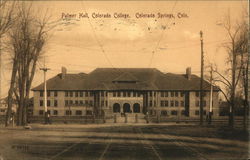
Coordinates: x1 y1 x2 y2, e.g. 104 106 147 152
123 103 131 113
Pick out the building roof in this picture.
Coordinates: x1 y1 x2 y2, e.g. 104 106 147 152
32 68 220 91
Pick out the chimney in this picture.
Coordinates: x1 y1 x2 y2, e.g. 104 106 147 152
61 67 67 79
186 67 191 80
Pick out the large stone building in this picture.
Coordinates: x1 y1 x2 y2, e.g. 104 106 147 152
32 67 220 118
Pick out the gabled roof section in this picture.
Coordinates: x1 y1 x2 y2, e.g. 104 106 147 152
113 72 138 82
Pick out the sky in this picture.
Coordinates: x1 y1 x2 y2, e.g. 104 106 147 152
1 0 248 98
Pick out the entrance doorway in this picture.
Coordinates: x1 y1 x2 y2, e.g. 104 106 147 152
133 103 140 113
113 103 120 113
123 103 131 113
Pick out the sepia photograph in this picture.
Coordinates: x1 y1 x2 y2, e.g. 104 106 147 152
0 0 249 159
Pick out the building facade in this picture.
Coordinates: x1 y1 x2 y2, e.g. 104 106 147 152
32 67 220 118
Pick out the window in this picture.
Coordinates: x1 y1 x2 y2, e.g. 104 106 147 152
161 92 164 97
165 101 169 107
149 92 152 97
40 100 43 106
149 100 152 107
123 91 127 97
89 100 93 106
171 110 177 115
175 101 179 107
117 92 121 97
54 100 58 107
75 100 78 105
86 110 92 115
195 91 199 97
85 92 89 97
180 92 184 97
53 110 58 115
196 101 199 107
181 110 186 115
65 110 72 115
137 92 140 97
195 110 199 115
170 100 174 107
90 92 93 97
203 101 206 107
127 92 131 97
85 100 88 105
160 101 164 107
76 110 82 115
54 91 58 97
69 100 73 105
165 92 168 97
101 91 104 97
40 91 44 97
65 100 68 106
175 92 178 97
47 100 50 107
161 110 168 116
39 110 44 115
80 100 83 105
69 91 73 97
105 101 108 106
113 92 117 97
181 101 184 107
47 110 51 115
65 91 68 97
47 91 50 97
171 92 174 97
80 92 83 97
75 92 79 97
154 101 156 106
133 92 136 97
101 101 104 106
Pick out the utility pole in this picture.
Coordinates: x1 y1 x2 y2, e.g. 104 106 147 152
40 67 50 124
208 66 213 124
199 31 204 125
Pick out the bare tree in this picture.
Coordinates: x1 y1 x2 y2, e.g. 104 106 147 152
213 13 248 128
6 2 53 126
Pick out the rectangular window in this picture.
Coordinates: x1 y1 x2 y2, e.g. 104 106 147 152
180 92 184 97
181 110 185 115
123 91 127 97
54 100 58 107
47 100 50 107
40 100 43 106
175 101 179 107
47 110 51 115
171 110 177 115
165 92 168 97
80 92 83 97
65 91 68 97
170 100 174 107
133 92 136 97
65 110 72 115
175 92 178 97
149 100 152 107
47 91 50 97
85 100 88 105
161 111 168 116
165 101 169 107
171 92 174 97
161 92 164 97
75 92 79 97
70 91 73 97
65 100 68 106
195 91 199 97
181 101 184 107
86 110 92 115
40 91 44 97
76 110 82 115
54 91 58 97
127 92 131 97
101 91 104 97
196 101 199 107
53 110 58 115
117 92 121 97
80 100 83 105
89 100 93 106
70 100 73 105
113 92 117 97
149 92 152 97
75 100 78 105
90 92 93 97
85 92 89 97
160 101 164 107
39 110 44 115
137 92 140 97
195 110 199 115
